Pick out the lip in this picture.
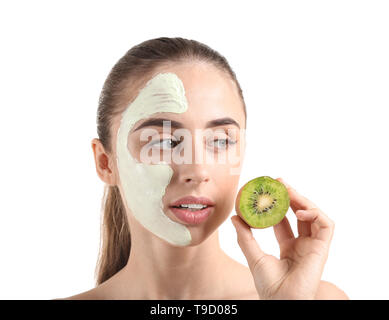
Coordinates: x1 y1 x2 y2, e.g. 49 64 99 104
169 206 214 224
169 196 215 207
169 195 215 225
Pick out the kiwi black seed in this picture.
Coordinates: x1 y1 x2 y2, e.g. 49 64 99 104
235 176 290 228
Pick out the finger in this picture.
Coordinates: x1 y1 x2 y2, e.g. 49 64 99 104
276 177 318 210
276 177 313 237
297 219 311 237
273 215 295 247
231 215 267 272
296 208 335 243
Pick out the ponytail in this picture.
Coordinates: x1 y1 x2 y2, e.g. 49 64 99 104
95 185 130 285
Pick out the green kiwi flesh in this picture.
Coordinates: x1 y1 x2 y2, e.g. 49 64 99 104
237 176 290 228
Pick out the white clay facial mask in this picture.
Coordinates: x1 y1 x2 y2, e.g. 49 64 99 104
116 72 192 246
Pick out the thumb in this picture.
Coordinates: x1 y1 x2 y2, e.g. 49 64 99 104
231 215 267 273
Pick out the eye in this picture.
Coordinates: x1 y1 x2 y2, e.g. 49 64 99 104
149 137 237 150
150 138 181 150
209 138 237 150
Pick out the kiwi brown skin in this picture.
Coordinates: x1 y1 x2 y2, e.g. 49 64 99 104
235 176 290 229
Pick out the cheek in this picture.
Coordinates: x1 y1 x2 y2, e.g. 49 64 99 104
214 169 241 214
216 175 239 206
213 161 242 184
127 135 146 162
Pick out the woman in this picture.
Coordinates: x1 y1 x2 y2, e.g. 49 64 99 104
59 37 348 300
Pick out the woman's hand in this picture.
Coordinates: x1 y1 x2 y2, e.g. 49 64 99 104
231 178 335 300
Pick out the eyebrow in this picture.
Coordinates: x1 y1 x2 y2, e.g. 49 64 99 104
132 117 240 132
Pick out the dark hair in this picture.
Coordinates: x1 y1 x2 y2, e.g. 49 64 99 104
94 37 247 285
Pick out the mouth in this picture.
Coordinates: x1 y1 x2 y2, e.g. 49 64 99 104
169 206 214 224
169 195 215 224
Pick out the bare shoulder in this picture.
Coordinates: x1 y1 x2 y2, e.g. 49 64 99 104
224 256 348 300
52 284 107 300
224 257 260 300
315 280 349 300
52 289 99 300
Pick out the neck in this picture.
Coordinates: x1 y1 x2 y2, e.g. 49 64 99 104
116 227 229 299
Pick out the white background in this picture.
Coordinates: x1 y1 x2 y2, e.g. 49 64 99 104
0 0 388 300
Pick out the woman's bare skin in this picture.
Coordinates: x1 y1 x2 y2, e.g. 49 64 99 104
56 61 348 300
56 258 346 300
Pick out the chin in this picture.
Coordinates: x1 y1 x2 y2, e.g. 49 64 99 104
184 222 220 246
162 208 228 247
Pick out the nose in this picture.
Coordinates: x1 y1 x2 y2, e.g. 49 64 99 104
178 163 210 185
173 129 212 185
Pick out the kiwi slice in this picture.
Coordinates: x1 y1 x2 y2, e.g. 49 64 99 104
235 176 290 228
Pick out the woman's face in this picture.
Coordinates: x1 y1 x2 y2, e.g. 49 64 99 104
111 62 246 246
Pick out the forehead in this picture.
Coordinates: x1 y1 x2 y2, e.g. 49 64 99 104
112 62 245 139
157 62 241 110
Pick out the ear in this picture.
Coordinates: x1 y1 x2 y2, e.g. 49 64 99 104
91 138 117 186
